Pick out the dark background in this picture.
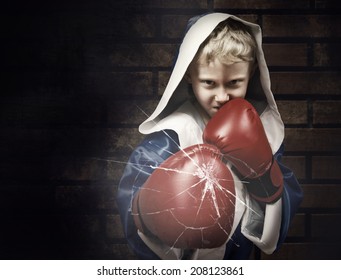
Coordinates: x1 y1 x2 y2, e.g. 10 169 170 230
1 0 340 259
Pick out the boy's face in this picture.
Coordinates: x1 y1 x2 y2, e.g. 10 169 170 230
187 58 252 118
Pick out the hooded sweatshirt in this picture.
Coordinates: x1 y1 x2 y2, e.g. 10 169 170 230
117 13 303 260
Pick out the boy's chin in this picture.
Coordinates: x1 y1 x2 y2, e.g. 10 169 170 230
210 107 221 116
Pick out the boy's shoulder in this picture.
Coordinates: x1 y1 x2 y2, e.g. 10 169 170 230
155 101 205 147
158 101 203 130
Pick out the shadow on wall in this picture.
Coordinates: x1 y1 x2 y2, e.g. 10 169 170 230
0 0 151 259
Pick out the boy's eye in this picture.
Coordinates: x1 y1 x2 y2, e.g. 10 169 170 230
201 80 215 86
227 79 243 87
229 80 239 85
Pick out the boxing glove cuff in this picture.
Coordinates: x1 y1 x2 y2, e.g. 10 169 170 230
242 159 283 204
132 193 155 238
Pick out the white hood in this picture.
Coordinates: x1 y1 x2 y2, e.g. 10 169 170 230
139 13 284 154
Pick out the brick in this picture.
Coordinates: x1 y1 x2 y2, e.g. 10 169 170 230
314 0 341 9
103 128 145 155
158 71 172 95
130 15 157 38
313 101 341 124
0 127 141 158
61 97 104 125
161 15 192 39
263 15 341 38
314 43 341 67
56 128 109 156
106 214 125 239
312 156 341 180
107 100 159 125
234 15 259 25
50 157 107 181
300 184 341 208
271 72 341 95
135 0 207 9
16 128 143 157
57 214 102 242
107 156 131 183
284 128 341 152
111 184 119 211
110 244 137 260
1 96 103 125
311 214 341 239
261 242 341 259
161 14 259 39
214 0 310 9
55 184 116 210
81 71 153 97
57 12 128 40
263 44 308 66
281 156 306 180
77 42 113 71
287 214 306 237
110 44 178 67
277 101 308 125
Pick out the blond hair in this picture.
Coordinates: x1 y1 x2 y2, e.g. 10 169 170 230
196 18 257 65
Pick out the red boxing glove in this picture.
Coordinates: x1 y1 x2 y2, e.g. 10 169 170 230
203 98 283 203
132 144 236 249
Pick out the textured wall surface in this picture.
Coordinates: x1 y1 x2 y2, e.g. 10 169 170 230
1 0 340 259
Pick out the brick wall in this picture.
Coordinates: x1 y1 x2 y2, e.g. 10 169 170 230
1 0 340 259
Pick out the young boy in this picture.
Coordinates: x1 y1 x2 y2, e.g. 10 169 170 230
117 13 303 260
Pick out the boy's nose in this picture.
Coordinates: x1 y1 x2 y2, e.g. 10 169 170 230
215 89 229 103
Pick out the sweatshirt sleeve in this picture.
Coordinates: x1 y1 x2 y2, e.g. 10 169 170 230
240 143 303 254
116 130 180 259
275 143 304 249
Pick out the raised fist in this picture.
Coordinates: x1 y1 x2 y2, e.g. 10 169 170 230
203 98 283 203
132 144 236 249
